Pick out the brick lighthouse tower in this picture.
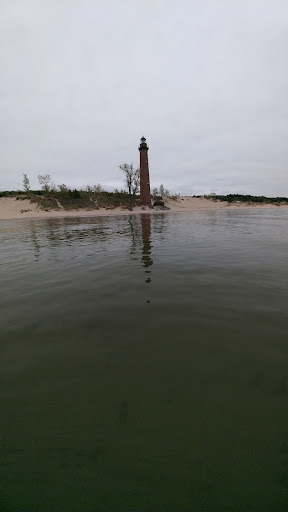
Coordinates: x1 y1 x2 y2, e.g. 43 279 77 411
139 136 151 205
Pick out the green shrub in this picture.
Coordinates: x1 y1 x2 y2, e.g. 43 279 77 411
205 194 288 204
70 189 81 199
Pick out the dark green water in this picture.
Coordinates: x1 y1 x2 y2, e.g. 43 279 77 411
1 210 287 511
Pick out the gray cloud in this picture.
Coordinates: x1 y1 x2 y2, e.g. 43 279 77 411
1 0 287 195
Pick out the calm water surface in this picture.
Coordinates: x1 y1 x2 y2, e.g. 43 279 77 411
1 210 287 511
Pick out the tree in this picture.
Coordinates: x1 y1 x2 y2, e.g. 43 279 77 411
93 184 102 195
159 184 169 198
23 173 30 192
152 187 159 198
119 163 140 210
86 184 102 195
58 184 69 193
38 174 51 192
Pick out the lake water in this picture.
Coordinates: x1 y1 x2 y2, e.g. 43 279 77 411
1 210 287 511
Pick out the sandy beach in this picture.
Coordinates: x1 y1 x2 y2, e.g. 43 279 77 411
1 196 287 221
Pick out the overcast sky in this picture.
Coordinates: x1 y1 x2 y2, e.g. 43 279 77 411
1 0 287 196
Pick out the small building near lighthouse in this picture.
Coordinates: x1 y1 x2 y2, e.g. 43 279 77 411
139 136 151 205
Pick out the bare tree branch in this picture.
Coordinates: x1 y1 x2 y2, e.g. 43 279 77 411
38 174 51 192
119 163 140 210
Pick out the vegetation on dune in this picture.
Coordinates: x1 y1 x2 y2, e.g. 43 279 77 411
204 193 288 205
1 189 287 208
0 173 142 211
0 172 174 211
16 188 138 211
1 189 287 207
152 184 170 199
152 184 180 206
0 174 287 209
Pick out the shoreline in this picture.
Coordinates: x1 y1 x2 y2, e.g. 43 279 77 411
1 196 287 221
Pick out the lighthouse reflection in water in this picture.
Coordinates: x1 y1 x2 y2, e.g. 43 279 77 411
141 214 153 284
129 212 154 288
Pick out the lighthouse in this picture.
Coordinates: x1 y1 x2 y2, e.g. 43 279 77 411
139 136 151 205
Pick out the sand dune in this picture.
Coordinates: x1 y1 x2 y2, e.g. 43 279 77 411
1 196 287 221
